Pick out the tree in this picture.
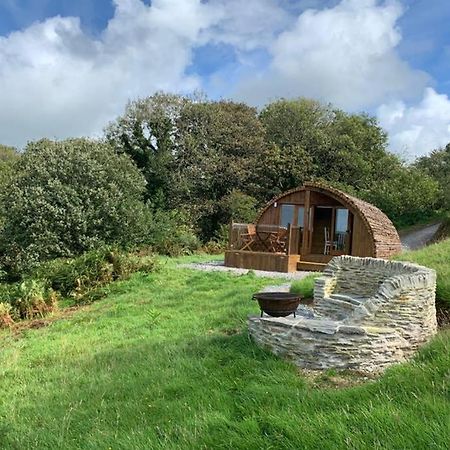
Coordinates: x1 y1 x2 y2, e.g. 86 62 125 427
359 165 440 226
324 112 391 189
0 145 20 229
259 98 325 195
260 98 333 152
259 98 392 193
415 143 450 210
0 139 148 273
174 100 267 239
219 189 258 224
0 145 19 188
259 97 440 226
105 92 190 207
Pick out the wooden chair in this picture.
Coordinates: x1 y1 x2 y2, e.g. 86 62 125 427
324 227 338 255
240 224 257 251
268 228 288 253
335 232 346 251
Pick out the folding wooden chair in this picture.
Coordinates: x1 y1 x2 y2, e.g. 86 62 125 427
240 224 257 251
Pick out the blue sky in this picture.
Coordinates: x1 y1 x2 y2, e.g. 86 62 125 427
0 0 449 158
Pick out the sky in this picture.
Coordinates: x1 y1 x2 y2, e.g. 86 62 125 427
0 0 449 159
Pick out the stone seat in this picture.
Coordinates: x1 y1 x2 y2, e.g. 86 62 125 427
329 293 366 305
249 256 437 373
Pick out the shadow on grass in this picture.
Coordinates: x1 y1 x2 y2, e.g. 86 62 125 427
2 326 449 449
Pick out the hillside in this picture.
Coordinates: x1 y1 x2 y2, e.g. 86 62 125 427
1 254 449 449
396 238 450 307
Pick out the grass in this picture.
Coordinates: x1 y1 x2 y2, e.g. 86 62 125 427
396 238 450 307
0 254 449 449
290 274 318 299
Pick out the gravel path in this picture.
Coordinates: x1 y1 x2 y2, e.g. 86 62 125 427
178 260 313 280
400 222 441 251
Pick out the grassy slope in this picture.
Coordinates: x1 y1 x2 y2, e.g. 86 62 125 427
0 255 449 449
396 238 450 306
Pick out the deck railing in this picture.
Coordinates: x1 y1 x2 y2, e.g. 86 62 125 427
228 223 296 254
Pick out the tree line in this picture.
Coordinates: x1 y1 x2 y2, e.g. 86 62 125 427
0 94 447 276
105 93 442 235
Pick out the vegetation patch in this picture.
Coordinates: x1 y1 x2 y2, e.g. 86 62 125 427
0 247 158 326
290 274 319 302
301 369 379 390
395 238 450 309
433 212 450 242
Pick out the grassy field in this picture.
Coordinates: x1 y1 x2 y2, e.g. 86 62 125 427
0 254 449 449
396 238 450 306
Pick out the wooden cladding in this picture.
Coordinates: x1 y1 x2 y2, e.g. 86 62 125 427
255 182 401 261
226 182 401 272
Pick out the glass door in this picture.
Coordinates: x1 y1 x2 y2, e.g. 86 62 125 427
333 208 350 254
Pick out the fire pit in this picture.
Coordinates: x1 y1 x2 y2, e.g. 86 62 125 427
252 292 301 317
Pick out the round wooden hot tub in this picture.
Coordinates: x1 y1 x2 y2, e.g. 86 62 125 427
252 292 301 318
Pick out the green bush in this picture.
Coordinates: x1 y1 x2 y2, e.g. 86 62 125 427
359 166 440 227
0 247 159 324
34 247 158 302
0 138 148 274
0 301 13 328
0 279 58 320
144 209 200 256
433 212 450 242
201 239 226 255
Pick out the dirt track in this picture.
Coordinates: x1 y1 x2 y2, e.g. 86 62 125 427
400 222 441 251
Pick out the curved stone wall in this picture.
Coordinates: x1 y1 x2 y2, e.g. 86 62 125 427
249 257 437 372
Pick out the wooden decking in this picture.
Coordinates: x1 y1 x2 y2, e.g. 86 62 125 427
297 261 327 271
224 251 299 273
224 250 331 273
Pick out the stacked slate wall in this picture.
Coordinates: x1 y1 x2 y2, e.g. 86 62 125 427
249 256 437 372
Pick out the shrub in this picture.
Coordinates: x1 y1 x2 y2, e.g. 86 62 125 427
0 302 13 328
0 247 159 323
0 279 58 320
202 239 226 255
433 212 450 242
34 247 158 303
144 209 200 256
38 248 115 299
0 145 19 230
0 138 148 274
359 166 440 227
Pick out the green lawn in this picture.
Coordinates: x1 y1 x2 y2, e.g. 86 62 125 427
396 238 450 306
0 255 449 449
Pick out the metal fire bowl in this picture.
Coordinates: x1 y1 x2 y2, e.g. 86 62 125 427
252 292 301 318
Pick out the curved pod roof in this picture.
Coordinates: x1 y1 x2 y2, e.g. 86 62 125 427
256 182 402 259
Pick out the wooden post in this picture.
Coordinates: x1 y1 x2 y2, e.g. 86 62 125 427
330 207 336 253
301 189 311 256
286 223 293 255
228 221 233 250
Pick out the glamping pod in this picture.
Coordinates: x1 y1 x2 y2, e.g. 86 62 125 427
225 182 402 272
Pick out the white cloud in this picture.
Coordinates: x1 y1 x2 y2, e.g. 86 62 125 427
205 0 291 51
0 0 222 148
234 0 428 110
377 88 450 159
0 0 448 157
0 0 292 148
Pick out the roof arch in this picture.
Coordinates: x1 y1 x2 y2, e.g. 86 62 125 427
256 182 401 258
